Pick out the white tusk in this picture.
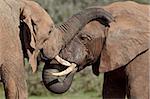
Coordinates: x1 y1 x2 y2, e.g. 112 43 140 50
55 55 71 66
51 63 77 76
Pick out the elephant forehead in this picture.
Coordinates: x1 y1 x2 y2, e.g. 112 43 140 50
60 37 88 64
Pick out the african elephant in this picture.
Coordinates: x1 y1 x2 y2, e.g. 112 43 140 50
41 1 149 99
40 2 114 94
0 0 54 99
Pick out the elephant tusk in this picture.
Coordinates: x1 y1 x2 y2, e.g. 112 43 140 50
55 55 71 66
52 55 77 76
50 63 77 76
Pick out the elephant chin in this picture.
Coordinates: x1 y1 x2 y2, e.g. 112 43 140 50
42 62 76 94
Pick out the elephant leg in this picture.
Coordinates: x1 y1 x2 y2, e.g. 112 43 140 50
126 50 149 99
102 66 127 99
1 61 28 99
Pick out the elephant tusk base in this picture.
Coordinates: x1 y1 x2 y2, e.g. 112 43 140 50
55 55 71 66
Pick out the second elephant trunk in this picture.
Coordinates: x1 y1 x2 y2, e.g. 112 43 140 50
43 7 114 60
42 61 77 94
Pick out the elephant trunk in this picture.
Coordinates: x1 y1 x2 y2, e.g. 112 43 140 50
43 7 114 59
58 8 114 48
42 62 77 94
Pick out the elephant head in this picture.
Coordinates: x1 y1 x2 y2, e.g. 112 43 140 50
41 7 114 93
19 0 54 72
42 7 114 60
42 21 105 93
42 3 149 94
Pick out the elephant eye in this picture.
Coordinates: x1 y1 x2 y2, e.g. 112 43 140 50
48 25 54 34
48 30 52 34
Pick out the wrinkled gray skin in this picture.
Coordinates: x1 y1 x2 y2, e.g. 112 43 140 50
42 1 149 99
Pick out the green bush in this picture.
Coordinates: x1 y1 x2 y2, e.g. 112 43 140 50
34 0 149 23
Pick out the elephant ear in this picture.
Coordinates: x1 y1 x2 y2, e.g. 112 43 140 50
20 0 54 73
20 5 39 73
99 28 149 72
20 6 36 49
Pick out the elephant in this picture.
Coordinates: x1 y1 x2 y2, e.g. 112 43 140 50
41 1 149 99
40 2 114 95
0 0 54 99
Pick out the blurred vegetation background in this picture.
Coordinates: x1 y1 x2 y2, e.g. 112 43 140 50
0 0 149 99
34 0 149 24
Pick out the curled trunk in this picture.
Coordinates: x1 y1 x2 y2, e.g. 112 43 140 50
42 61 77 94
43 7 114 59
59 7 114 48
